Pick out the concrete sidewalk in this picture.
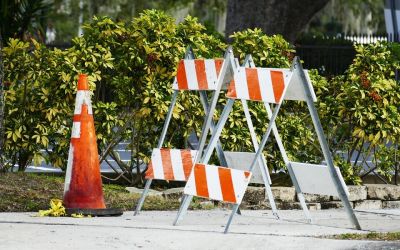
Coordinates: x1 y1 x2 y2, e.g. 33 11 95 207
1 209 399 249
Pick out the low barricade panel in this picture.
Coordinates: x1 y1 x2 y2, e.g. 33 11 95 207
145 148 198 181
184 163 252 204
290 161 349 196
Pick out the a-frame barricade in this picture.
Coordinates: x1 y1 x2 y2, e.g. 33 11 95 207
239 55 360 228
244 57 360 230
172 48 276 230
135 48 279 217
134 48 226 215
173 51 361 233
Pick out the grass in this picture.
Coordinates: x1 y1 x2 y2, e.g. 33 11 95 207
0 173 195 212
330 232 400 241
0 173 64 212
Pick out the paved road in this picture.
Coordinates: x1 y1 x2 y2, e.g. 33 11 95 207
24 140 379 176
1 209 399 249
24 142 147 174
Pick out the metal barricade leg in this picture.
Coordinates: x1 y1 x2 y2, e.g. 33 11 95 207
173 194 193 225
222 102 282 232
297 192 312 223
294 57 361 229
224 204 240 234
265 186 279 219
157 91 178 148
263 102 312 222
242 99 279 219
200 91 242 216
134 179 152 215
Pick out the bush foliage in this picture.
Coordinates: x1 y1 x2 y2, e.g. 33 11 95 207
2 10 400 184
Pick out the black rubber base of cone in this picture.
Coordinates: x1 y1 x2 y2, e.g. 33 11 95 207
66 208 123 217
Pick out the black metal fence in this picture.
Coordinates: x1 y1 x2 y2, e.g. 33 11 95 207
296 33 399 76
295 45 356 76
49 43 357 76
46 33 399 77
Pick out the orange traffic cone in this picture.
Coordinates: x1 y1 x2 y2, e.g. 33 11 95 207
63 74 121 216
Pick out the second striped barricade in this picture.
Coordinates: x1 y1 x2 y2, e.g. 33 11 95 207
227 67 291 103
145 148 197 181
184 164 251 204
174 58 224 90
174 52 285 233
174 53 361 233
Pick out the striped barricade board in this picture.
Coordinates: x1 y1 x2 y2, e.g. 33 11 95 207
174 58 224 91
184 164 252 204
226 67 292 104
226 67 319 103
145 148 198 181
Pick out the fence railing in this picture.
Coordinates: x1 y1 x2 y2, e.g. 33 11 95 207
344 35 388 44
295 45 355 76
299 33 399 44
46 33 399 77
342 33 399 44
296 33 399 76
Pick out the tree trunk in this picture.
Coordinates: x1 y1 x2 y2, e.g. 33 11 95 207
225 0 330 43
0 34 5 171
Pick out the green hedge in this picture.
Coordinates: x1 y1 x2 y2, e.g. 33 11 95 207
2 10 400 184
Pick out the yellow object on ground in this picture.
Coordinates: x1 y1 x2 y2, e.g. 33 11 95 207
37 199 92 218
38 199 66 217
71 213 91 218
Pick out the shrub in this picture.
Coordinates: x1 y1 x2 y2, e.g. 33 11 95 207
3 39 74 171
227 29 326 171
2 11 227 183
70 11 226 183
321 42 400 182
3 10 399 185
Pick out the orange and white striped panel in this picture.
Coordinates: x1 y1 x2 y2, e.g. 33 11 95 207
173 59 224 91
145 148 198 181
226 67 292 104
184 164 252 204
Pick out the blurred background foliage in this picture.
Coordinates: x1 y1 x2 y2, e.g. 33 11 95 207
0 0 388 44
